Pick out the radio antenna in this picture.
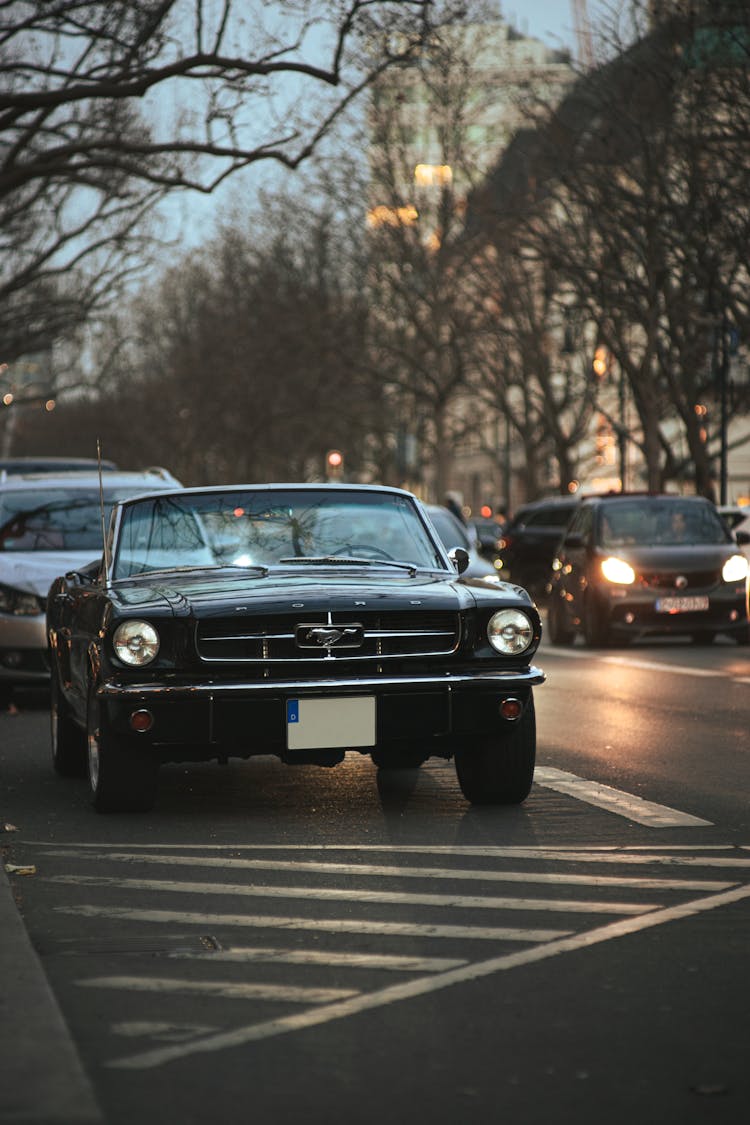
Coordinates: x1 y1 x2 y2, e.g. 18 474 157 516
97 438 110 585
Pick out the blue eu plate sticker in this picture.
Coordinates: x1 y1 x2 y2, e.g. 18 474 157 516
287 700 299 724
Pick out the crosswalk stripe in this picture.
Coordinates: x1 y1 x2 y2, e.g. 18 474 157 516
106 882 750 1070
32 841 750 866
39 850 736 892
56 904 571 943
354 847 750 867
78 977 358 1004
169 948 468 972
46 874 659 916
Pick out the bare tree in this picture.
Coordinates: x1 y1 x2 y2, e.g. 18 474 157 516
0 0 458 417
362 12 522 500
486 0 750 497
469 237 600 500
19 192 374 481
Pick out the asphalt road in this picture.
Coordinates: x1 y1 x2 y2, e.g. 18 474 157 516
2 635 749 1125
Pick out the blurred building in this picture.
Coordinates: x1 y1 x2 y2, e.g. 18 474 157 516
366 11 575 511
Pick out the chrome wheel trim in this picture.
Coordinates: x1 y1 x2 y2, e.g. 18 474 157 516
50 673 61 759
87 711 100 791
51 700 59 757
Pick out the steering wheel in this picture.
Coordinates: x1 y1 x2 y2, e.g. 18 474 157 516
343 542 395 561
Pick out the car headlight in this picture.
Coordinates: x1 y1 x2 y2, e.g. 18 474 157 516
600 556 635 585
113 620 160 666
487 610 534 655
0 582 45 616
722 554 749 583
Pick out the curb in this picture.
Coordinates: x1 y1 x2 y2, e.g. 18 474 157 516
0 857 103 1124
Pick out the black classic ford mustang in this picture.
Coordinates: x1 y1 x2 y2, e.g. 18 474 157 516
47 484 544 812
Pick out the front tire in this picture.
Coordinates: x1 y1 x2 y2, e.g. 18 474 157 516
51 669 87 777
454 695 536 805
87 683 157 813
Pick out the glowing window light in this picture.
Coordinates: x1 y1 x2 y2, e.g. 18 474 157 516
414 164 453 187
366 204 419 228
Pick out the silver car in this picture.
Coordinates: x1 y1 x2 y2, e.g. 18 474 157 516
424 505 504 584
0 468 181 694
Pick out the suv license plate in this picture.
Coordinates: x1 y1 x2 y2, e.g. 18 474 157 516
655 595 709 614
286 696 376 750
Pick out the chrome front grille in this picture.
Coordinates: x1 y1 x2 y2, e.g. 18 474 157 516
196 611 460 663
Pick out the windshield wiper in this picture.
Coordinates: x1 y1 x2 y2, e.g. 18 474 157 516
118 564 269 580
278 555 418 577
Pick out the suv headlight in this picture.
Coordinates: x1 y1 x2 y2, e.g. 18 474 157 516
113 620 160 666
601 557 635 585
0 582 45 616
487 610 534 655
722 554 748 583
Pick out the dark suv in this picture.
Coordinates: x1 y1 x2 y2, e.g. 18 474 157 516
547 493 750 646
496 496 580 598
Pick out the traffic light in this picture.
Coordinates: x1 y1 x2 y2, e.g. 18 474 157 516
325 449 344 480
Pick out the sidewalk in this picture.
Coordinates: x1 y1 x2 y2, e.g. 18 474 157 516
1 849 103 1124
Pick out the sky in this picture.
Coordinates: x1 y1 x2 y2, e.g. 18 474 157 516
162 1 611 244
504 0 608 55
506 1 577 49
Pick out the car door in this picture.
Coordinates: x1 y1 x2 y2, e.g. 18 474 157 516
557 504 594 621
512 502 579 593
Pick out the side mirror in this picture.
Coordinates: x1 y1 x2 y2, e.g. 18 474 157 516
564 532 586 549
66 558 101 585
65 569 94 586
735 530 750 546
448 547 470 574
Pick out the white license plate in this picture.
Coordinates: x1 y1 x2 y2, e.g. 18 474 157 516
286 696 376 750
655 595 709 614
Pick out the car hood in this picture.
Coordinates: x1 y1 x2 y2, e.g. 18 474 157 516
1 550 100 598
600 544 737 569
107 568 522 617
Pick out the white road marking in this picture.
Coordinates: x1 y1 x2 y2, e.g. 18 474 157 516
55 904 571 944
30 841 750 866
40 850 735 893
46 874 659 916
112 1022 216 1043
168 948 468 973
79 977 358 1004
106 882 750 1070
29 840 750 865
27 839 750 1070
543 648 735 678
534 767 713 827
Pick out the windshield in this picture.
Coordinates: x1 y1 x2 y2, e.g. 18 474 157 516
599 500 731 548
0 485 167 553
113 489 445 579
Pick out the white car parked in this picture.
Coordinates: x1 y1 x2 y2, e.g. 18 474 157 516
0 467 181 696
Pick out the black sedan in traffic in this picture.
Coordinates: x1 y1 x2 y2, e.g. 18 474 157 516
547 492 750 646
47 483 545 812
